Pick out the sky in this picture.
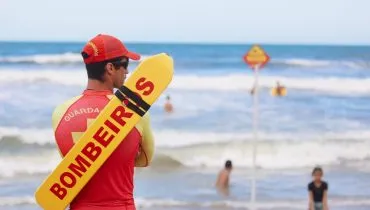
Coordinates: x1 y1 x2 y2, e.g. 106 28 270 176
1 0 370 45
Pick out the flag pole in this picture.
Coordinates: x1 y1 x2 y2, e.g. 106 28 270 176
251 64 259 210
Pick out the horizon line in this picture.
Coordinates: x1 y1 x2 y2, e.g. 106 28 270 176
0 39 370 47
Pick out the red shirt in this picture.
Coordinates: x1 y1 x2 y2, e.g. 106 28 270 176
52 90 141 210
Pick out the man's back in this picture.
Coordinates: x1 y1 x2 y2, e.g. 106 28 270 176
52 89 145 209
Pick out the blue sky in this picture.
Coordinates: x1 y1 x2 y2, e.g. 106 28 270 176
1 0 369 44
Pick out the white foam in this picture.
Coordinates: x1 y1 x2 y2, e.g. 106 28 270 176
2 126 370 176
2 54 367 70
155 129 370 147
277 58 333 67
1 196 369 208
169 74 370 94
0 126 54 145
270 58 370 69
3 125 370 148
1 68 370 95
0 53 149 64
0 151 60 177
0 53 82 64
0 196 35 206
158 130 370 169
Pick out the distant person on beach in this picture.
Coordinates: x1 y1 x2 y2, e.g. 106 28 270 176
164 95 174 113
308 167 329 210
216 160 233 195
52 34 155 210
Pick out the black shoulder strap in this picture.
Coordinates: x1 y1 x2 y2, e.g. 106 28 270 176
114 88 147 117
119 86 150 111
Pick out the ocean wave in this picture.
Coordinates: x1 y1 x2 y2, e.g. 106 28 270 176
0 150 60 178
0 53 149 65
0 136 54 154
1 195 370 209
209 57 370 69
1 52 369 70
270 58 370 69
3 126 370 149
0 196 35 206
1 68 370 95
168 74 370 95
0 127 53 146
0 53 82 64
160 138 370 169
136 197 370 209
2 127 370 177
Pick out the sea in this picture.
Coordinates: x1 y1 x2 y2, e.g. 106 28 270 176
1 42 370 210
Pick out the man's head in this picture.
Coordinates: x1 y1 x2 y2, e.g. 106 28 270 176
166 95 171 101
225 160 232 171
81 34 141 88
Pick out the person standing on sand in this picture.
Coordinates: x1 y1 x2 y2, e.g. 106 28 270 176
216 160 233 195
164 95 174 113
52 34 155 210
308 167 329 210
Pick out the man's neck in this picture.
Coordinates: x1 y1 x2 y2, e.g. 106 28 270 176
86 79 113 91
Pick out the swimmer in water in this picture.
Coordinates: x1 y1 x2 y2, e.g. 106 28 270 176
164 95 173 113
215 160 233 196
275 81 285 96
250 86 256 95
308 166 329 210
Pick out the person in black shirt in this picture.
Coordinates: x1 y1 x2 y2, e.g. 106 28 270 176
307 167 329 210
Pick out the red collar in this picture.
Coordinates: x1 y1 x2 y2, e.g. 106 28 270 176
83 89 113 96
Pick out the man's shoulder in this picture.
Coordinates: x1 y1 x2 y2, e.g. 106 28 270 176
52 95 83 130
53 95 83 115
55 95 83 107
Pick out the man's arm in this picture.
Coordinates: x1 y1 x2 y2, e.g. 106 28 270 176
135 112 155 167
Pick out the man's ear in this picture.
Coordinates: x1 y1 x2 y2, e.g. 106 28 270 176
105 63 115 76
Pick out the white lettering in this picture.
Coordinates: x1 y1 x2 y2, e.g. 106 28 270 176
64 107 100 122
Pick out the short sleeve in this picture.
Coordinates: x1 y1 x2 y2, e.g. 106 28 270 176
134 112 155 167
308 183 313 191
323 182 328 190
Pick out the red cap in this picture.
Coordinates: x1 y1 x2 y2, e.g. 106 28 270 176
81 34 141 64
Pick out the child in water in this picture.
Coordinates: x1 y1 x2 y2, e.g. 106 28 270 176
308 167 329 210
